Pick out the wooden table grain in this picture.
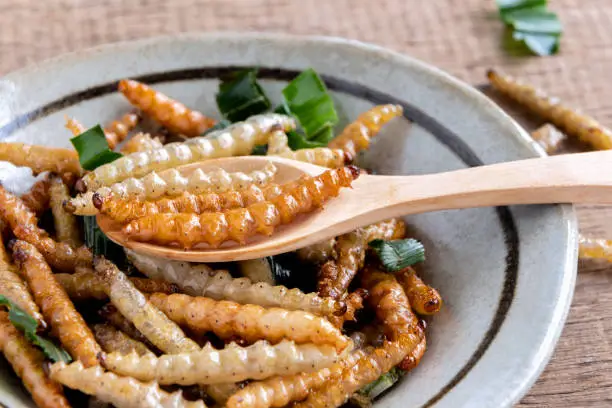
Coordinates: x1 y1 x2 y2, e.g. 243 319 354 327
1 0 610 406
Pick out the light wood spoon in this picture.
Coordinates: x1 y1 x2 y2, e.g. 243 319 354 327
99 151 612 262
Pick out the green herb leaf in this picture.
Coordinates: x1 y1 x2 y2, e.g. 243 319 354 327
512 31 560 56
496 0 546 15
0 295 38 333
70 125 122 171
504 8 561 34
27 333 72 363
358 367 405 399
251 145 268 155
202 119 231 136
216 70 271 122
368 238 425 272
286 130 327 150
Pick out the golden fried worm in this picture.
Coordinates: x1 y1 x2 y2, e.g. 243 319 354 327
531 124 566 154
104 111 141 149
120 132 164 154
147 293 351 351
296 238 337 264
12 240 101 367
49 176 82 247
92 323 154 357
267 130 346 168
93 257 199 354
98 303 159 352
0 311 71 408
578 234 612 262
49 361 207 408
20 174 52 217
398 336 426 371
202 383 242 406
102 339 348 385
396 267 442 316
125 249 345 316
81 113 295 190
0 142 82 176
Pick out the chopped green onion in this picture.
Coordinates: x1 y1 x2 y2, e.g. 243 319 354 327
358 367 404 399
368 238 425 272
202 119 231 136
70 125 122 171
216 70 271 122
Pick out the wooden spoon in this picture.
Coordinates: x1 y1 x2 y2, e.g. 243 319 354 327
99 151 612 262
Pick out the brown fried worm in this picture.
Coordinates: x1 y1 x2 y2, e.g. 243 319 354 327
398 336 427 371
147 293 350 351
125 249 345 316
326 289 367 329
101 339 348 385
56 270 178 301
226 350 367 408
92 323 155 357
203 383 243 406
396 267 442 316
49 176 82 247
68 163 278 215
119 79 215 137
296 238 337 264
0 311 71 408
122 166 359 248
328 104 403 160
318 218 406 300
11 240 101 367
578 234 612 262
531 124 566 154
98 304 159 352
267 130 346 168
0 239 45 327
20 174 52 217
49 361 207 408
0 185 92 272
0 143 82 176
487 69 612 150
104 112 141 149
65 117 86 136
93 257 200 354
81 113 295 190
120 132 164 154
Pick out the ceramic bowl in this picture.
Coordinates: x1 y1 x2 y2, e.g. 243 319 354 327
0 33 577 408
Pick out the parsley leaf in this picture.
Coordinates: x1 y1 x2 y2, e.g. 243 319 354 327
216 70 271 122
368 238 425 272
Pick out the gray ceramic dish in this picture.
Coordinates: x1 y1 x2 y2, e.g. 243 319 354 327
0 33 577 408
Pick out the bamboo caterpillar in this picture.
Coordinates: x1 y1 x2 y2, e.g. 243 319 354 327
396 267 442 316
296 238 337 264
531 124 566 154
267 131 346 168
122 166 359 248
327 289 367 329
81 113 295 190
398 336 426 371
68 163 278 215
578 234 612 262
92 323 154 357
104 112 141 149
98 303 159 353
126 249 345 317
11 240 101 367
49 361 206 408
49 176 82 247
0 311 71 408
20 174 52 217
121 133 164 154
0 142 82 176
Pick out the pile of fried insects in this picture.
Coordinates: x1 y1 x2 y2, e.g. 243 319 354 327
0 69 443 408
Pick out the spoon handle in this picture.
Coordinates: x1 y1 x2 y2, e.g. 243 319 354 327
356 150 612 221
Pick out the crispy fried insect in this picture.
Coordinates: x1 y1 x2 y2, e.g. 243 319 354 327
327 290 367 329
92 323 154 357
119 79 215 137
102 339 348 385
398 336 426 371
328 105 403 160
81 113 295 190
68 163 278 215
49 361 206 408
20 174 52 217
98 304 158 352
396 267 442 315
578 234 612 262
56 270 178 301
120 133 164 154
11 240 101 366
65 117 86 136
296 238 337 264
487 69 612 150
49 176 82 247
104 112 140 149
318 218 406 300
93 257 199 354
0 185 92 272
0 143 82 176
203 383 242 406
0 311 70 408
267 131 346 168
126 249 344 316
226 350 366 408
531 124 566 154
147 293 350 351
123 166 359 248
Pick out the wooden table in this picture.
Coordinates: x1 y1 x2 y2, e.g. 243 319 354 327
1 1 610 406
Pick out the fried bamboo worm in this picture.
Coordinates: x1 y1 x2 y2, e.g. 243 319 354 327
119 79 215 137
92 323 154 357
147 293 351 351
531 124 566 154
68 163 278 215
0 239 45 327
396 267 442 315
0 143 82 176
49 361 207 408
93 257 199 354
11 240 101 366
226 350 366 408
296 238 337 264
102 339 348 385
267 130 346 168
120 132 164 154
578 234 612 262
318 218 406 300
204 383 242 406
123 166 359 248
98 304 158 352
487 69 612 150
81 113 295 190
104 112 140 149
20 174 52 217
0 311 70 408
327 289 367 329
126 249 345 317
56 270 178 301
49 176 82 247
0 185 92 272
398 336 426 371
328 105 403 160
